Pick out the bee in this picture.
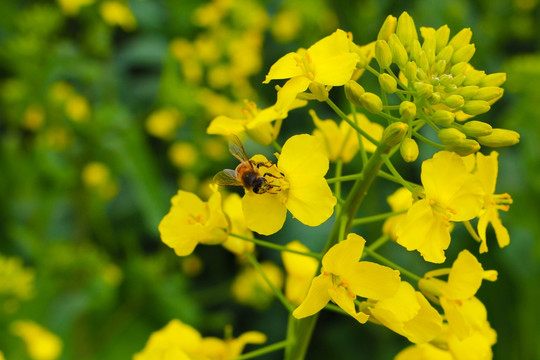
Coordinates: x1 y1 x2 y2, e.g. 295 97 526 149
214 135 280 194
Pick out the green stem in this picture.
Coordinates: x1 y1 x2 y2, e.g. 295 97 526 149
365 234 392 253
326 98 380 146
412 129 445 149
351 209 408 226
234 340 290 360
363 248 421 282
230 233 321 260
244 251 293 311
381 154 416 193
326 173 363 184
272 139 282 152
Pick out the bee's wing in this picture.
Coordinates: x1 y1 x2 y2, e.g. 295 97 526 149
213 169 243 187
228 135 250 163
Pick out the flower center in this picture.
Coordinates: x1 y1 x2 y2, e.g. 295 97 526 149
295 49 315 81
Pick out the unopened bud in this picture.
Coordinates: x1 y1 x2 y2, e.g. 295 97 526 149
399 101 416 120
438 128 466 144
428 92 441 105
463 70 486 86
462 120 493 137
396 11 417 48
409 39 422 62
375 40 393 69
400 137 419 162
417 51 429 71
461 100 490 115
432 110 455 126
444 94 465 108
360 92 384 113
434 59 447 75
415 82 433 98
452 74 466 87
308 82 328 102
404 61 417 82
377 15 397 41
448 28 473 50
435 25 450 52
437 45 454 62
345 80 365 108
477 128 520 147
458 85 479 99
382 122 408 147
472 87 503 102
388 34 408 68
445 139 480 156
451 44 476 64
479 72 506 87
379 73 398 93
450 62 468 77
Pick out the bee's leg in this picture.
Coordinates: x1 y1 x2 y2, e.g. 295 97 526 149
262 172 281 179
254 161 275 169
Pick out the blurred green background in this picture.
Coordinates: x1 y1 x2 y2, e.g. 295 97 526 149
0 0 539 359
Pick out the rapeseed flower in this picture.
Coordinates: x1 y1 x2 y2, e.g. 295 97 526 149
382 187 413 240
221 193 255 255
281 241 318 305
100 1 137 31
263 29 359 114
159 187 229 256
396 151 484 263
11 321 62 360
293 233 400 323
231 261 283 310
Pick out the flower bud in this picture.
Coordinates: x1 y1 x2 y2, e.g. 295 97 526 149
445 139 480 156
435 25 450 52
400 137 419 162
462 120 493 137
458 85 479 99
436 45 454 62
461 100 490 115
396 11 417 48
479 72 506 87
463 70 486 86
432 110 455 126
379 73 397 93
450 62 468 76
438 128 466 144
409 39 422 62
388 34 408 68
360 92 383 113
377 15 397 40
472 87 503 102
416 68 427 80
451 44 476 64
382 122 408 147
444 94 465 108
427 92 441 105
452 74 466 86
345 80 365 108
477 128 520 147
415 82 433 98
399 101 416 120
434 59 447 75
448 28 473 50
417 51 429 71
375 40 392 69
308 82 328 102
404 61 417 82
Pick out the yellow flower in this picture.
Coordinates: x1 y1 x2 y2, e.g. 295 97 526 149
198 330 266 359
231 261 283 310
207 100 305 146
100 1 137 31
22 104 45 131
395 343 453 360
396 151 484 263
0 255 35 302
82 162 118 200
369 281 442 343
65 94 90 122
293 233 400 323
382 187 413 240
11 321 62 360
221 193 255 255
168 142 198 169
310 110 383 163
281 241 318 305
466 151 512 253
263 29 359 114
240 134 337 235
56 0 94 16
159 187 229 256
145 108 183 140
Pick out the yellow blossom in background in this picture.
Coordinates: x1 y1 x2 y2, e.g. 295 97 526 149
82 161 118 200
396 151 484 263
382 187 413 240
395 343 453 360
271 8 302 43
197 330 266 360
159 187 229 257
281 241 318 305
22 104 45 131
168 142 198 169
368 281 442 344
100 1 137 31
56 0 94 16
0 255 35 306
221 193 255 255
48 81 74 103
11 321 63 360
231 261 283 310
181 254 204 277
203 138 228 161
65 94 91 122
145 108 183 140
239 134 336 235
263 29 360 114
293 234 400 323
177 173 199 193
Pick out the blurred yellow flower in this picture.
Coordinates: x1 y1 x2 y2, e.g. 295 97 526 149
168 141 198 169
82 162 118 200
48 81 74 103
382 187 413 240
100 1 137 31
22 104 45 131
11 321 63 360
145 108 183 140
203 138 228 161
0 255 35 302
281 241 318 305
56 0 94 16
221 193 255 256
231 261 283 310
65 94 90 122
271 9 302 43
159 187 229 256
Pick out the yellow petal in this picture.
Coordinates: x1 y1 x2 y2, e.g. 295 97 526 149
293 274 332 319
263 52 304 83
282 241 319 304
445 250 483 300
401 292 443 343
322 233 365 275
328 286 369 324
207 115 246 136
347 261 401 300
242 191 287 235
370 281 420 324
354 113 384 153
274 76 311 114
308 29 351 61
475 151 498 195
312 52 360 86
